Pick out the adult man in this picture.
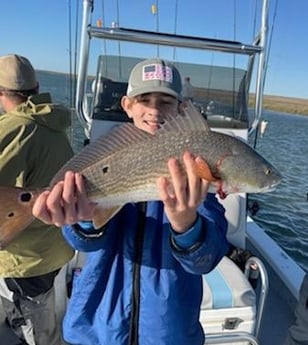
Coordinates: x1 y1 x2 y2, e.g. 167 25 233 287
182 76 194 101
0 54 74 345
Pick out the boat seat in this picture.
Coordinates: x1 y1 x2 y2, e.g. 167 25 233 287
89 78 131 139
201 256 257 345
199 192 266 344
92 79 128 122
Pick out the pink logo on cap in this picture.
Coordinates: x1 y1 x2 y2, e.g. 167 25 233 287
142 64 173 82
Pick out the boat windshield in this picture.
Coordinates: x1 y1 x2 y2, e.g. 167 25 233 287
91 54 249 129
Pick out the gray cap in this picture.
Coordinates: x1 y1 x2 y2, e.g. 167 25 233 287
0 54 38 91
127 58 182 99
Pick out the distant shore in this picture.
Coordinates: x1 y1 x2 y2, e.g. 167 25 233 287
37 69 308 115
249 94 308 115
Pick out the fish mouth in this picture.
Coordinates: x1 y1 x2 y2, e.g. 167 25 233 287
255 178 282 193
219 176 282 196
268 175 283 189
260 185 277 193
264 181 281 192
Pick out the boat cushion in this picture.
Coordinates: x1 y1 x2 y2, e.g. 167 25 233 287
202 256 256 309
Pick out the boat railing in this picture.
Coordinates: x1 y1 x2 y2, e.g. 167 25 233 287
245 256 269 339
90 27 261 54
76 0 269 137
205 332 259 344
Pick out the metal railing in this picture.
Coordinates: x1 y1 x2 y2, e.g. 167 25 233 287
205 332 259 344
245 256 269 339
75 0 269 136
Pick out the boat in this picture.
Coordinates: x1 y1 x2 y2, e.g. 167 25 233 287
1 0 306 344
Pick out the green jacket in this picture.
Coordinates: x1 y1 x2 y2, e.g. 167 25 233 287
0 93 74 277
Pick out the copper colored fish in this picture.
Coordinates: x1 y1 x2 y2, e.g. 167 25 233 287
0 102 282 249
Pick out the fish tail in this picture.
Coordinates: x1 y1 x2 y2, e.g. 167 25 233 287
0 186 41 249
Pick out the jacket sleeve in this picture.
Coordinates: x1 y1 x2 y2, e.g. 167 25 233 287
62 221 109 252
170 193 231 275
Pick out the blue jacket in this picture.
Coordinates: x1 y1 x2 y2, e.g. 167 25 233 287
62 195 230 345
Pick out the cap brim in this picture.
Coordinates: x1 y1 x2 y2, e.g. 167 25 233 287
128 86 182 100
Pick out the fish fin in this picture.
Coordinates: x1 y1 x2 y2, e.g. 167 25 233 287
0 186 39 249
51 123 151 185
157 100 211 137
92 205 123 229
182 100 211 132
193 160 219 182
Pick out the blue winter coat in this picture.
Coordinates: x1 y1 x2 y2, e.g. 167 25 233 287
62 195 230 345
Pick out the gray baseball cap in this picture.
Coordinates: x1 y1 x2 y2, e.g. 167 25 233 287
127 58 182 100
0 54 38 91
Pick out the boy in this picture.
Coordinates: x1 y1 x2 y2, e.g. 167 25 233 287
33 58 230 345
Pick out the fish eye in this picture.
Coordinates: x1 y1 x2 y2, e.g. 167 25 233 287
265 168 272 175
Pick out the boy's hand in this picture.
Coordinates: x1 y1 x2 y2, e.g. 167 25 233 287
32 171 96 227
157 151 210 233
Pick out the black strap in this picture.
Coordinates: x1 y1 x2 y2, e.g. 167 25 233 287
128 202 146 345
4 269 59 298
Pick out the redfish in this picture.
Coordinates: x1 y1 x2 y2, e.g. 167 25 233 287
0 102 281 248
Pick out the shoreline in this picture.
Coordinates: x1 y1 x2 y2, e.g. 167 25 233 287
249 94 308 115
37 70 308 115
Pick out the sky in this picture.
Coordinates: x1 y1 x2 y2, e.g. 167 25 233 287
0 0 307 99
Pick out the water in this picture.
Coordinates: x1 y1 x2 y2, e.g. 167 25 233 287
37 70 308 272
37 70 89 152
248 111 308 272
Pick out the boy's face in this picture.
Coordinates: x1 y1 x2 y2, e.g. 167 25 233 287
122 92 179 134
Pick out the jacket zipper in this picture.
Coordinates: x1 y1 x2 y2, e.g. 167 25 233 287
128 202 146 345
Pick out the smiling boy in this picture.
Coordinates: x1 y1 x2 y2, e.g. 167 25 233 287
33 58 230 345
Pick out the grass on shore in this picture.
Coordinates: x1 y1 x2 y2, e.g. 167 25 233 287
249 95 308 115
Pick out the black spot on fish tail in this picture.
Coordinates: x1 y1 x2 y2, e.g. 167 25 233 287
20 192 33 203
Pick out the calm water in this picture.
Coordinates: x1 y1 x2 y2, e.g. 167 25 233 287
37 70 308 272
248 111 308 272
